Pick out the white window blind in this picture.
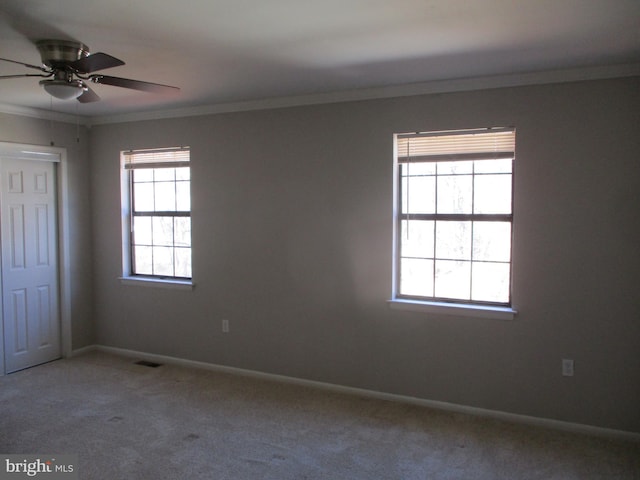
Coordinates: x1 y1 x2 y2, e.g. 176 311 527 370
397 128 515 163
123 147 190 169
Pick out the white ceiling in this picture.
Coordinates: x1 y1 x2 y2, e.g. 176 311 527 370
1 0 639 121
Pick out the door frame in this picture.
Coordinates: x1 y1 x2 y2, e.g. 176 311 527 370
0 141 72 375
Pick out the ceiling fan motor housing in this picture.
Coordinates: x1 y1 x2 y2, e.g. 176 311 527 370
36 40 89 69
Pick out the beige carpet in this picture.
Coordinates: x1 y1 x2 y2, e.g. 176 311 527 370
1 351 638 479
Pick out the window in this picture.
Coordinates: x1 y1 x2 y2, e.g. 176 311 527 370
122 147 191 280
393 128 515 308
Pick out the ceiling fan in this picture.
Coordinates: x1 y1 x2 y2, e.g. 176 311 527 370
0 39 179 102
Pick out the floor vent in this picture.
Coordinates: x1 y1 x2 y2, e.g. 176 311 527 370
135 360 163 368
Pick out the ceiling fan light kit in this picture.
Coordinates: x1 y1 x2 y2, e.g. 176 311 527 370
0 39 179 104
40 79 86 100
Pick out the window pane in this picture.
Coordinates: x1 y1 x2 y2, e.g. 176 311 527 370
400 258 433 297
402 163 436 176
402 176 435 214
174 217 191 247
435 260 470 300
436 221 471 260
155 182 176 211
133 182 154 212
153 246 174 276
174 247 192 277
401 220 434 258
134 246 153 275
133 169 153 182
473 222 511 262
154 167 175 182
152 216 174 246
133 217 152 246
175 167 190 181
474 159 512 174
176 181 191 211
471 262 510 303
437 175 472 213
438 161 473 174
474 174 512 214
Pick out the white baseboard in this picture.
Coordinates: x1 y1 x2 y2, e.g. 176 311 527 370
86 344 639 442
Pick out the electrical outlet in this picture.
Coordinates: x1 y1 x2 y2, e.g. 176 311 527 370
222 319 229 333
562 359 574 376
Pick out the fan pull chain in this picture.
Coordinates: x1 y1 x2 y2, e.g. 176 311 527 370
76 101 80 143
49 95 55 146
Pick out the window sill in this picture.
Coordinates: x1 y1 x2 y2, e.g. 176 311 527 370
388 298 516 320
118 276 194 291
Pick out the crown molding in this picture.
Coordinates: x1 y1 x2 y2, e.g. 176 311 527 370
2 63 638 126
85 62 640 125
0 102 86 125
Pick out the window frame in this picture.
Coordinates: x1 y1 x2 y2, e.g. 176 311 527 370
390 128 517 319
120 147 193 288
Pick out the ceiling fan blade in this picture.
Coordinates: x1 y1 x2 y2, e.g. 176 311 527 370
0 73 51 79
90 75 179 94
77 86 100 103
0 57 47 72
71 53 124 74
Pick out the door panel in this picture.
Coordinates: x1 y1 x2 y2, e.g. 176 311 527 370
9 204 25 268
1 158 60 373
10 289 28 353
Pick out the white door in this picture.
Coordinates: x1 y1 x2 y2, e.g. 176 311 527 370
1 157 60 373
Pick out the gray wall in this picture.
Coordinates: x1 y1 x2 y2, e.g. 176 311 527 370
0 112 95 349
89 77 640 433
